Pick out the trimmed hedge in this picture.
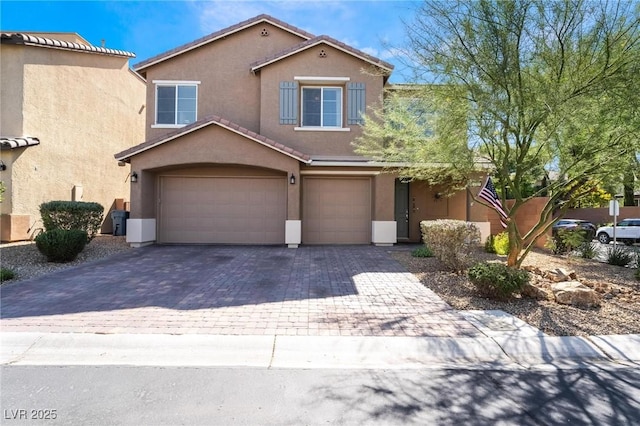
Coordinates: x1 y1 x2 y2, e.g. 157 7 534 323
39 201 104 242
468 262 530 300
420 220 481 272
35 229 88 263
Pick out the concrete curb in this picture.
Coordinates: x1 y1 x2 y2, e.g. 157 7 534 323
2 332 638 370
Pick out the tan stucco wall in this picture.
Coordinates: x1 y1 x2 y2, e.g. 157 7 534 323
141 23 306 141
128 124 300 219
258 45 385 156
0 44 145 240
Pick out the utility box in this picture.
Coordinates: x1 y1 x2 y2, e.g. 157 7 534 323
111 210 129 236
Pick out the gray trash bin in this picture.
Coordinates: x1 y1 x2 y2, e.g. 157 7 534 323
111 210 129 236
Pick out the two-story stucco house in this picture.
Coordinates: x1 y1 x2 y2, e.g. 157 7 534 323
115 14 487 247
0 32 146 241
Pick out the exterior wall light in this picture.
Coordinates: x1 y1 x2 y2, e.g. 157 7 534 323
290 173 296 185
131 171 138 183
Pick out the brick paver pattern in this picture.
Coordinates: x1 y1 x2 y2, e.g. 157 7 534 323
1 246 482 337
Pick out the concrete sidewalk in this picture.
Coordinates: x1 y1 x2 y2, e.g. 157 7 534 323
2 331 638 371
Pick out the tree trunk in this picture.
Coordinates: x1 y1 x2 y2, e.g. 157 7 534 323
623 160 636 206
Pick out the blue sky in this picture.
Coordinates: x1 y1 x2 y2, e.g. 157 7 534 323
1 0 420 82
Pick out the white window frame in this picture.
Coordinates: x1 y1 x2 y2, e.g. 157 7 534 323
298 86 344 130
152 80 200 128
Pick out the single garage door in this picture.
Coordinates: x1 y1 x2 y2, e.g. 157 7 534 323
159 176 286 244
303 177 371 244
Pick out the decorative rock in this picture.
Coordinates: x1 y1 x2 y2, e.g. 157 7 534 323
551 281 601 308
522 282 553 300
544 268 577 282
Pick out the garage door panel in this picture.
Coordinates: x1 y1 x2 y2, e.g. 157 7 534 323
303 177 371 244
159 176 286 244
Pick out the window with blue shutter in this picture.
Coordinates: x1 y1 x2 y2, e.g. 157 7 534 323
279 81 298 124
347 82 366 125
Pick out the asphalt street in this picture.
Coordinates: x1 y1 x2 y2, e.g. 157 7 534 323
2 365 639 425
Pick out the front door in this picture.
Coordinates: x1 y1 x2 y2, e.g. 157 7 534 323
395 179 410 240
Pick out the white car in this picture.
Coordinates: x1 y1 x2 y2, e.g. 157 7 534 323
596 218 640 245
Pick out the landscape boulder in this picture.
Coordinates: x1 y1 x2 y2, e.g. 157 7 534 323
551 281 601 308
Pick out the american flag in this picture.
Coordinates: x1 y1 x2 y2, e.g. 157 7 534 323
478 177 508 228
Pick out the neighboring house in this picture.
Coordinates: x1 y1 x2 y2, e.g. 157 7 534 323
115 14 488 247
0 32 146 242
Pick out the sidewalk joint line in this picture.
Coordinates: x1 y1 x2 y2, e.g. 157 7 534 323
4 334 44 366
268 334 277 369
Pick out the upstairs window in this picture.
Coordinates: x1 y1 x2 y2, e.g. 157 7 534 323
153 81 199 127
301 87 342 128
279 79 363 131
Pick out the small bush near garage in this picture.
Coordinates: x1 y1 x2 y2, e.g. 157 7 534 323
468 262 530 300
0 267 15 283
492 231 510 255
39 201 104 242
411 246 434 258
420 220 481 273
35 229 88 262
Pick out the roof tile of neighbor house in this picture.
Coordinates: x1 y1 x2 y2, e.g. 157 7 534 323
133 14 316 72
0 33 135 57
0 137 41 150
114 115 312 163
250 34 394 73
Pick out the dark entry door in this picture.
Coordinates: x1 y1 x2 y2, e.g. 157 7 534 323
395 179 410 240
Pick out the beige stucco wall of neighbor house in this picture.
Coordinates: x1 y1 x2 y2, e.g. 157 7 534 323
257 45 385 155
127 124 301 220
141 23 306 141
0 44 146 240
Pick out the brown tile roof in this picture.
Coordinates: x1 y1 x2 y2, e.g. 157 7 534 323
0 33 135 58
0 136 40 150
114 115 311 163
250 35 394 73
133 14 315 73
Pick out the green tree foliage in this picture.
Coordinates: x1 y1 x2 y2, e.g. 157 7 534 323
354 0 640 267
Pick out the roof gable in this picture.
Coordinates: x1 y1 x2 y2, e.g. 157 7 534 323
134 14 314 73
114 115 311 163
250 35 394 74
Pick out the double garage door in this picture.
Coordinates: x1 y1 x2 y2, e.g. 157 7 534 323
158 176 286 244
158 175 372 245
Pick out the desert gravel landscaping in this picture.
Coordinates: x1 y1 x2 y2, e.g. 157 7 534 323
393 247 640 337
2 237 639 337
0 235 131 283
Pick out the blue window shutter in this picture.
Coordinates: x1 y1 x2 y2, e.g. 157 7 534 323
279 81 298 125
347 82 366 125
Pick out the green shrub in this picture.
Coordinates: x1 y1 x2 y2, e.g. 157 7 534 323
0 267 15 282
484 235 496 253
576 241 598 259
35 229 88 262
420 220 481 272
411 246 434 258
468 262 530 300
39 201 104 242
548 229 587 255
493 231 510 255
606 245 633 267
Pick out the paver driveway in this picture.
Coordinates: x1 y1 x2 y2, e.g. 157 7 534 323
1 245 481 337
